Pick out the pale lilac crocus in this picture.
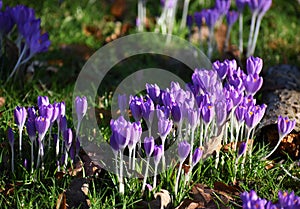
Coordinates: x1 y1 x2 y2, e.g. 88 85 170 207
14 106 27 155
142 136 154 193
175 141 190 195
63 128 73 167
37 96 49 107
263 116 296 160
8 127 15 173
142 96 155 136
129 95 143 121
127 122 142 170
146 83 161 104
243 73 263 95
187 108 200 166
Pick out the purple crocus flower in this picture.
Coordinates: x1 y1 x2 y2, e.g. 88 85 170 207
118 94 127 115
153 145 163 165
277 116 296 139
187 15 193 30
194 12 203 28
142 96 155 124
37 96 49 107
144 136 154 157
277 191 300 208
246 56 263 75
110 131 120 153
215 101 227 127
129 95 143 121
14 106 27 129
110 116 130 150
0 8 14 35
235 105 247 123
214 0 231 16
59 116 67 133
35 116 50 140
248 0 261 13
161 91 174 107
258 0 272 16
244 104 266 130
241 190 267 209
229 88 243 107
0 1 2 10
28 32 51 56
128 121 142 148
26 118 36 139
27 106 36 119
212 60 228 80
75 96 88 123
58 101 66 118
39 104 53 120
156 105 170 119
158 117 173 140
187 108 199 130
146 83 161 104
226 11 239 27
201 103 215 124
51 102 60 124
10 5 36 26
192 147 203 167
203 9 220 29
243 73 263 95
178 140 190 162
63 128 73 151
171 103 182 123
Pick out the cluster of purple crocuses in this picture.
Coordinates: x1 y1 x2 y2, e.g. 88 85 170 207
7 96 87 174
110 56 296 195
241 190 300 209
188 0 272 59
0 1 50 81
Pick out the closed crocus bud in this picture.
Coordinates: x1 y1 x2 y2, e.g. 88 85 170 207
63 128 73 151
236 0 249 12
35 116 50 139
146 83 161 104
158 117 173 139
238 142 246 157
161 91 174 107
277 116 296 139
129 95 143 121
178 141 190 162
37 96 49 107
8 127 14 146
235 105 247 123
215 101 227 127
128 121 142 148
51 102 60 123
171 103 182 123
244 104 266 130
187 108 199 130
192 148 203 167
75 96 88 122
110 131 120 153
153 145 163 165
213 60 228 80
14 106 27 128
215 0 231 15
194 11 204 28
26 118 36 139
59 116 68 132
258 0 272 16
110 116 130 150
142 96 155 124
187 15 193 30
58 101 66 117
27 106 36 119
144 136 154 157
203 9 220 29
246 56 263 75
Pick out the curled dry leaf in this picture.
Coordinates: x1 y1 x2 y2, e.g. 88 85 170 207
202 134 223 160
136 189 172 209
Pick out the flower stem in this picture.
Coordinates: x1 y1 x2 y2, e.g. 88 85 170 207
262 136 284 160
142 157 150 193
247 10 258 57
249 13 263 56
174 161 183 195
238 13 243 54
180 0 190 30
11 146 14 173
119 150 124 195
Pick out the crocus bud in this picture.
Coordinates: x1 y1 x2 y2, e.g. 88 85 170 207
158 117 173 139
246 56 263 75
129 95 143 121
146 83 161 104
171 103 182 123
153 145 163 165
35 116 50 140
37 96 49 107
8 127 14 146
118 94 127 115
226 11 239 27
192 148 203 167
75 96 88 122
178 141 190 162
243 73 263 95
27 106 36 119
277 116 296 139
144 136 154 157
238 142 246 157
14 106 27 128
59 116 67 132
63 128 73 151
26 118 36 139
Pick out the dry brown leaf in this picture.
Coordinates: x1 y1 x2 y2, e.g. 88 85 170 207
202 135 223 160
56 192 67 209
175 199 205 209
0 97 5 108
153 189 172 209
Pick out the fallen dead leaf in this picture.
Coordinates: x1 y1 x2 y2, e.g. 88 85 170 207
202 134 223 160
56 192 67 209
0 97 5 108
136 189 172 209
